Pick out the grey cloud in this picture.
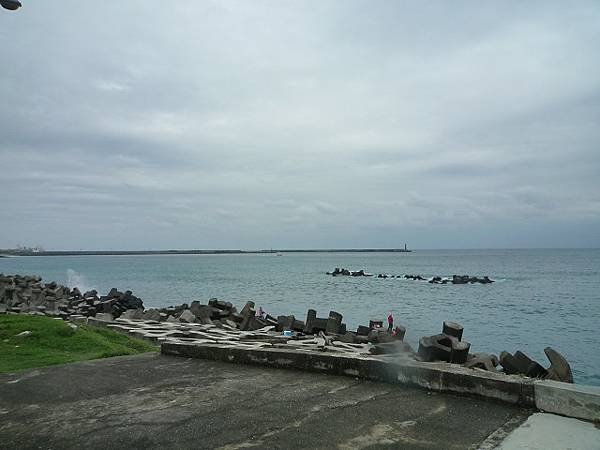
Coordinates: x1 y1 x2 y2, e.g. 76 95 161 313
1 1 599 249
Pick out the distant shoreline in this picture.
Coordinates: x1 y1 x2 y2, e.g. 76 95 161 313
0 248 412 257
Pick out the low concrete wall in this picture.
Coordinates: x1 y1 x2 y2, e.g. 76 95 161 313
535 379 600 422
160 342 536 407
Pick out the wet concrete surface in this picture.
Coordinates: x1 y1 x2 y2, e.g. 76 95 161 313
0 353 530 449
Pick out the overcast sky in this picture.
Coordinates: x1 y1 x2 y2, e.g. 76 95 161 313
1 1 599 250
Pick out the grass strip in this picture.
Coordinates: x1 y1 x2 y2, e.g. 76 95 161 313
0 314 157 373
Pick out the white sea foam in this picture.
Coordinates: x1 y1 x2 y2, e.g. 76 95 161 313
66 269 92 292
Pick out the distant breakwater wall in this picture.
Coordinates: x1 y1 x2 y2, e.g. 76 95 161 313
0 248 412 257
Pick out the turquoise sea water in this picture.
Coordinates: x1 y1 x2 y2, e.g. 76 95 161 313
1 249 599 385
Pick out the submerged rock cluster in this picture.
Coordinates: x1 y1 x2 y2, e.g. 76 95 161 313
327 268 494 284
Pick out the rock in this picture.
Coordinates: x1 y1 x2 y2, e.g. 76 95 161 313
464 353 499 371
417 333 471 363
224 319 238 329
229 312 243 323
190 302 213 324
304 309 324 334
514 351 548 378
442 321 464 341
325 311 343 335
292 319 305 332
353 335 369 344
142 309 161 321
240 301 255 317
120 309 144 320
391 325 406 341
166 315 180 323
450 341 471 364
277 315 295 332
178 310 197 324
499 350 548 378
369 340 415 355
368 319 383 329
405 274 425 281
335 333 356 344
367 328 394 344
452 275 468 284
544 347 573 383
356 325 370 336
418 335 447 362
94 313 113 322
240 314 268 331
209 298 234 311
327 268 370 277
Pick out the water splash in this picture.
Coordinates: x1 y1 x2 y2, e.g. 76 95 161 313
66 269 92 293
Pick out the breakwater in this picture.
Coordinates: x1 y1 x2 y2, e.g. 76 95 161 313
327 267 494 284
1 273 573 385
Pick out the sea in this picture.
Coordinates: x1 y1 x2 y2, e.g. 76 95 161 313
1 249 599 386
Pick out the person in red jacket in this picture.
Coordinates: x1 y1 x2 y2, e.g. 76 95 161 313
387 312 394 332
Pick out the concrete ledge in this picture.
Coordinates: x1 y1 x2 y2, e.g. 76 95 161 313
535 379 600 422
160 342 536 407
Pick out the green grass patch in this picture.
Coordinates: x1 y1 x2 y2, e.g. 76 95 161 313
0 314 157 373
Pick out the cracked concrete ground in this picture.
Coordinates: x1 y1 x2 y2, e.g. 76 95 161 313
0 353 530 449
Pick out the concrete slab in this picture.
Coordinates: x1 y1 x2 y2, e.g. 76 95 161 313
493 412 600 450
535 379 600 422
161 341 536 406
0 353 530 450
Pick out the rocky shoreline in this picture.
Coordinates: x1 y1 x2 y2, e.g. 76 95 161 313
0 273 571 384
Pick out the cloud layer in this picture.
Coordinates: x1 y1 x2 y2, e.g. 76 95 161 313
1 1 599 249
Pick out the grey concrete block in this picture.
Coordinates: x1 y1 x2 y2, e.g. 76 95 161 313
535 380 600 421
442 321 464 341
142 309 161 321
179 310 197 324
544 347 573 383
94 313 114 322
325 311 343 335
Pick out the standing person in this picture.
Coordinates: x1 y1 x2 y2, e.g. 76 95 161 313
387 312 394 332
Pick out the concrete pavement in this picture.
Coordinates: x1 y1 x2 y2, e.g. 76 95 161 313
0 353 530 450
493 413 600 450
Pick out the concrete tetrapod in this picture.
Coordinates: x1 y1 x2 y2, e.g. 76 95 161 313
418 333 471 364
544 347 574 383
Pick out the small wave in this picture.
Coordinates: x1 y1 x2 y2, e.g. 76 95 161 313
66 269 93 293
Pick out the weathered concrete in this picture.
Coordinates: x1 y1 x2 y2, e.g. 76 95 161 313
161 342 537 406
492 412 600 450
0 354 529 450
534 379 600 422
